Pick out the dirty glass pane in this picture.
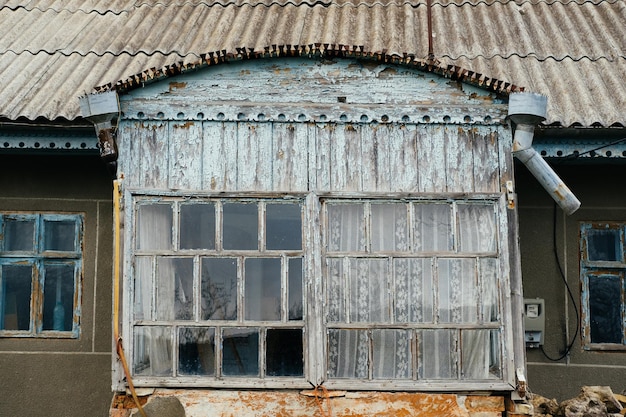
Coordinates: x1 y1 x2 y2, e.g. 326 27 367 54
222 327 259 376
266 203 302 250
223 203 258 250
457 204 497 252
44 220 76 252
288 258 303 320
394 258 433 323
589 274 623 344
418 329 457 379
327 203 365 252
178 327 215 376
438 258 478 323
4 218 35 252
42 263 75 331
180 203 215 250
137 203 173 251
328 329 368 379
371 203 408 252
156 257 194 320
587 229 622 262
201 257 237 320
461 329 500 379
480 258 499 322
372 329 412 379
326 258 345 322
1 264 33 331
413 204 452 252
133 326 173 377
134 256 153 321
244 258 281 321
349 259 389 322
266 329 304 376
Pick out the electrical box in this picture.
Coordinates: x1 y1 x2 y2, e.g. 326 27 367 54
524 298 545 348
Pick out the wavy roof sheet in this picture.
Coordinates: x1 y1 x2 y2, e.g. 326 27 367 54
0 0 624 126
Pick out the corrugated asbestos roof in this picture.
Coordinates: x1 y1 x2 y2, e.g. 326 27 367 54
0 0 624 126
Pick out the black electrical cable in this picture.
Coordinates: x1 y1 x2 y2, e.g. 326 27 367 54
539 202 580 361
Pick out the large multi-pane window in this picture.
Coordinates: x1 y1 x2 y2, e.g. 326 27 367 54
580 223 626 348
0 213 83 338
129 195 506 387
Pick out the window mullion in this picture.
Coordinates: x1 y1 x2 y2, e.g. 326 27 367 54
32 259 43 334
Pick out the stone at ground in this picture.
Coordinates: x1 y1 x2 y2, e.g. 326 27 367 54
558 386 623 417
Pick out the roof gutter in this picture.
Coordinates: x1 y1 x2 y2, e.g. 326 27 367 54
508 92 581 215
79 91 120 178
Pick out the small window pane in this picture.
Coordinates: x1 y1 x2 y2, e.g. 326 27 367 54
349 259 389 322
1 264 33 331
266 204 302 250
438 258 478 323
418 329 458 379
288 258 303 320
244 258 281 321
327 258 345 322
589 274 623 344
178 327 215 376
457 204 497 252
201 258 237 320
42 263 75 331
266 329 303 376
461 329 500 379
156 257 194 320
587 229 622 262
134 257 153 321
223 203 258 250
328 329 368 379
180 204 215 250
44 220 76 252
222 328 259 376
4 218 35 251
414 204 452 251
327 204 365 252
372 329 412 379
394 258 433 323
371 203 408 252
133 326 173 377
137 204 173 251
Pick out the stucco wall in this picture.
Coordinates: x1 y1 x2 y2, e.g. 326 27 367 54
517 161 626 401
0 153 113 417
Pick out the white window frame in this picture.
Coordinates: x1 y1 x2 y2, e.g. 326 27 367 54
122 191 514 391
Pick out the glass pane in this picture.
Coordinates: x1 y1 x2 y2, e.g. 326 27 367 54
1 264 33 331
418 329 457 379
326 258 345 322
156 257 194 320
438 258 478 323
327 204 365 252
371 203 408 252
244 258 281 321
457 204 497 252
461 329 501 379
223 203 258 250
328 329 368 379
266 204 302 250
349 259 389 322
178 327 215 376
201 258 237 320
589 274 623 343
222 327 259 376
587 229 622 262
266 329 304 376
372 329 412 379
288 258 303 320
137 204 173 251
44 220 76 252
133 326 172 377
180 203 215 250
42 263 75 331
4 218 35 251
134 257 153 321
413 204 452 252
480 258 499 322
394 258 433 323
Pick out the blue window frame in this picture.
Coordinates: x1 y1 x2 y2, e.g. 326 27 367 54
0 213 83 338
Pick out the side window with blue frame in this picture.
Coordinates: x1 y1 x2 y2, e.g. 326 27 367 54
0 213 83 338
580 222 626 348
